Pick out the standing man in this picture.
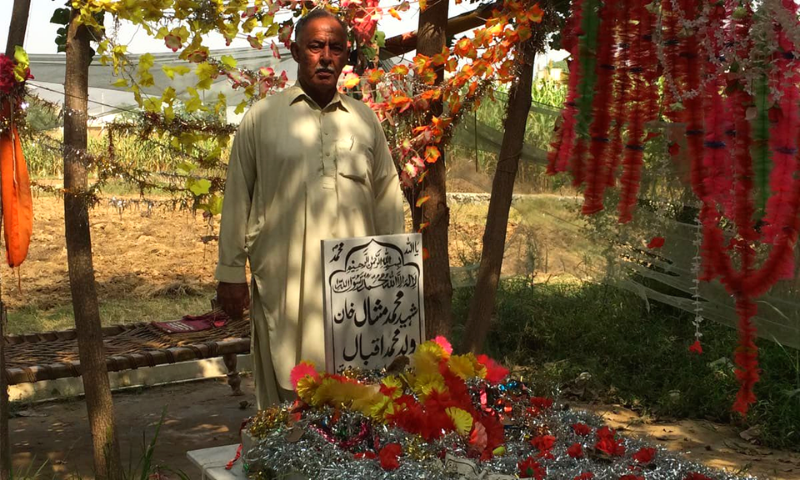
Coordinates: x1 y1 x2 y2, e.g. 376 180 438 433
215 10 405 408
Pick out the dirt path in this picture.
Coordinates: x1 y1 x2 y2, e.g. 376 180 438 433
577 403 800 479
9 379 799 479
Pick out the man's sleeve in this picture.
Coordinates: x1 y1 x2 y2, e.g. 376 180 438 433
215 109 258 283
372 117 406 235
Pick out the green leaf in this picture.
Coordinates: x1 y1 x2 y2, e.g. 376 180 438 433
220 55 237 69
374 31 386 48
234 100 248 115
50 8 70 25
162 64 191 80
177 161 198 175
187 178 212 197
204 195 224 216
111 78 128 88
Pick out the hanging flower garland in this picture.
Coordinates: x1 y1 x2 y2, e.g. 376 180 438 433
549 0 800 414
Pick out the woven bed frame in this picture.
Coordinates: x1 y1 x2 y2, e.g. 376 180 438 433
4 316 251 395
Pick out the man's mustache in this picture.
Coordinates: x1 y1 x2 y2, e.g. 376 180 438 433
315 67 336 75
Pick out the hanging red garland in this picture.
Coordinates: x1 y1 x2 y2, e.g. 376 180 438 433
549 0 800 414
581 0 618 214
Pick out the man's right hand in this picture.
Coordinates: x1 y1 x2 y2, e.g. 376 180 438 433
217 282 250 319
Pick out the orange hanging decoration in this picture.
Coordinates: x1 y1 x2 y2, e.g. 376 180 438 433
0 50 34 268
0 116 32 268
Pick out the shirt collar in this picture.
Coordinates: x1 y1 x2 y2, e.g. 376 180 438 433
288 83 349 112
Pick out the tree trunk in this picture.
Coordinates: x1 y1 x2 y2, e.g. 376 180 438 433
4 0 32 57
1 2 33 478
64 10 122 480
416 0 454 339
460 39 536 354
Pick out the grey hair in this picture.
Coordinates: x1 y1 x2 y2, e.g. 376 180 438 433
293 9 348 44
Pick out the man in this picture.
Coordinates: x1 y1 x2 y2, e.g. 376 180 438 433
215 10 405 408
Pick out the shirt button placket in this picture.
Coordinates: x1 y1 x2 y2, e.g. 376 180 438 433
321 111 335 189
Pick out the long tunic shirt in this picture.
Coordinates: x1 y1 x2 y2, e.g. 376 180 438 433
215 84 405 407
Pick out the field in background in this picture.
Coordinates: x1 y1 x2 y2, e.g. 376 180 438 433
7 158 592 333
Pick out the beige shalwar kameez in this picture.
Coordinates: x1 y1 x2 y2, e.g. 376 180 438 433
215 84 405 409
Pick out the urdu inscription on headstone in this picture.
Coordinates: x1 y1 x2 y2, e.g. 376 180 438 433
321 233 425 373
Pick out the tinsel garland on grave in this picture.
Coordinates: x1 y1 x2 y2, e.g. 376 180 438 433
242 338 755 480
548 0 800 414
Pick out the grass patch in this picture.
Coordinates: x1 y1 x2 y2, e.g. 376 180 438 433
453 279 800 451
7 290 214 334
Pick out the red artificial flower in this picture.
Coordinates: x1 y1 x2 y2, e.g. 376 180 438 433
0 55 16 94
433 336 453 355
528 396 554 417
647 236 666 249
289 361 319 389
619 475 644 480
632 447 656 464
684 474 713 480
595 427 626 456
574 473 595 480
476 354 509 383
688 340 703 355
572 423 592 436
531 435 556 458
567 443 584 458
379 443 402 471
518 456 546 479
479 412 505 459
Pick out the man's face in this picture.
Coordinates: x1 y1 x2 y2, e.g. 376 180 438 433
291 17 348 102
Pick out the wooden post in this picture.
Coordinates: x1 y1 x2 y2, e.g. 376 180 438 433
461 38 536 354
63 9 122 479
416 0 454 339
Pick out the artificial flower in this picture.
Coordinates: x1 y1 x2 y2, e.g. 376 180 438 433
469 421 488 451
433 336 453 356
379 443 402 471
574 473 595 480
572 423 592 436
567 442 585 458
529 397 554 416
518 456 546 479
595 427 626 456
688 340 703 355
476 354 510 383
290 361 319 389
0 55 17 94
447 353 484 380
531 434 556 458
445 407 473 435
647 236 666 249
632 447 656 464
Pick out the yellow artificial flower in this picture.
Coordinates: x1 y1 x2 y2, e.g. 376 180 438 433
413 341 445 376
295 375 321 403
411 372 446 399
447 353 482 380
445 407 474 436
381 375 404 399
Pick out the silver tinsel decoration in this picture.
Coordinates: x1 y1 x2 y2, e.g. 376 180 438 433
241 379 755 480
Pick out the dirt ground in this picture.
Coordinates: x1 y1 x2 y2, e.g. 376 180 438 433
4 193 219 313
9 377 800 479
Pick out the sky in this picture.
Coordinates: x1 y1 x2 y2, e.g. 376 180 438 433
0 0 477 55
